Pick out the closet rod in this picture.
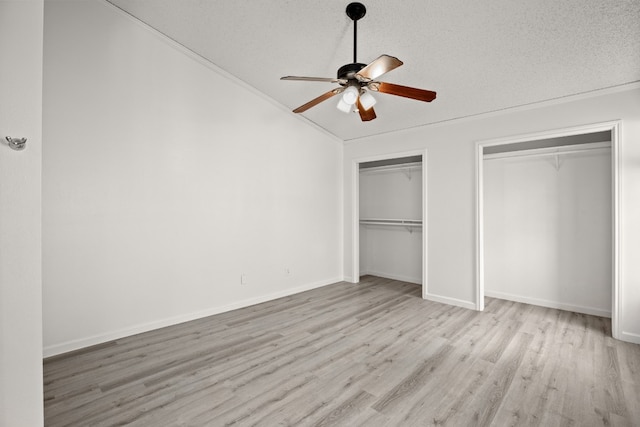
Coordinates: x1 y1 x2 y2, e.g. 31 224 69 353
483 141 611 161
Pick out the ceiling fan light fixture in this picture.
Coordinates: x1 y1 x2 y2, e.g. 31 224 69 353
341 85 359 105
281 2 437 121
336 98 352 113
359 90 376 110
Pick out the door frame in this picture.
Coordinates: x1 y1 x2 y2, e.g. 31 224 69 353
475 121 621 338
351 149 428 298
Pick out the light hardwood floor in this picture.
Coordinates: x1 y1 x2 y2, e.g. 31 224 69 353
44 276 640 426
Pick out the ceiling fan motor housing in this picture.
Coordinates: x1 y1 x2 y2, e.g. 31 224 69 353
338 63 367 82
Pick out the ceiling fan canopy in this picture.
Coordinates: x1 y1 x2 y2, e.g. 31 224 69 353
281 2 437 122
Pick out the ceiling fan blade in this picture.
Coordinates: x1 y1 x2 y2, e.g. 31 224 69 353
281 76 346 84
356 55 403 81
292 88 343 113
370 81 437 102
356 98 376 121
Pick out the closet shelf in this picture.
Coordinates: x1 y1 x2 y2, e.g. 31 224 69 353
359 218 422 227
359 162 422 175
483 141 611 161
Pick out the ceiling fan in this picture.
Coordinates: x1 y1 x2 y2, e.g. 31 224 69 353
281 2 437 122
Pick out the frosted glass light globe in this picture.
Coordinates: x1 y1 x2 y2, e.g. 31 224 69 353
336 98 352 113
341 86 359 105
359 91 376 110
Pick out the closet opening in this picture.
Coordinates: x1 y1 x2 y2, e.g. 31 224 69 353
354 151 427 299
476 121 621 338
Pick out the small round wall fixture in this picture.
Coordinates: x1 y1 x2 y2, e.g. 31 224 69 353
5 136 27 151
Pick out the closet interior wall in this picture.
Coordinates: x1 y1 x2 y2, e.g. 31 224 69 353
483 137 612 317
359 160 423 284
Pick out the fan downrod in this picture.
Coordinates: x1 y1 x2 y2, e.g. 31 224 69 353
346 3 366 68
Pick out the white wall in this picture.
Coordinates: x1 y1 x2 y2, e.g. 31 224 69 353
359 168 422 283
43 0 343 356
343 86 640 343
0 0 44 424
484 150 612 316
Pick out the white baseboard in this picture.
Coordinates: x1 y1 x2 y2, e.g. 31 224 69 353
43 276 342 358
425 293 476 310
360 270 422 285
619 331 640 345
484 290 612 318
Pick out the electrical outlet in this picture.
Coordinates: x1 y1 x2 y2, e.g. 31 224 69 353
241 274 248 285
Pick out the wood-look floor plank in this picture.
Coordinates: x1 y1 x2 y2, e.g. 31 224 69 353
44 276 640 426
371 343 455 414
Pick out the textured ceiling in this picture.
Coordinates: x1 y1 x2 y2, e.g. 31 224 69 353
106 0 640 141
